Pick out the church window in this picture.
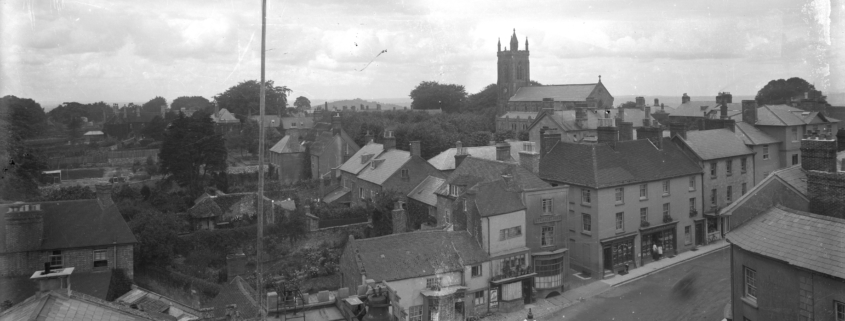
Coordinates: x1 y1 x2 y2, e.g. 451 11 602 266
517 62 524 80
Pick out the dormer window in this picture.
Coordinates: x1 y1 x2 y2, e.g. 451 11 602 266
449 184 462 197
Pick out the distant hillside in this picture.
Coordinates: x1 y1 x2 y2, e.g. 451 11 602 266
313 98 408 111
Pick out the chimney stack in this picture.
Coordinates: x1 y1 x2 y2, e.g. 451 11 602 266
383 130 396 150
635 96 645 107
682 93 691 104
669 123 687 140
720 103 728 120
5 204 44 253
654 98 659 106
519 141 540 174
410 141 421 158
619 122 634 141
801 134 845 219
540 129 561 155
95 184 114 208
596 123 619 148
331 113 342 135
643 106 652 127
31 266 73 296
801 134 838 173
495 142 510 162
454 141 467 169
364 131 374 145
741 100 758 124
391 201 407 234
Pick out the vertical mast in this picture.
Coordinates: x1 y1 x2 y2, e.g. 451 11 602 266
257 0 267 318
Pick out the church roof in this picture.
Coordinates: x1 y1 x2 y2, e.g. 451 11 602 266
509 84 600 102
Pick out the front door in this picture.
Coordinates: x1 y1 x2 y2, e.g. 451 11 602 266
695 221 704 246
521 279 532 305
603 246 613 271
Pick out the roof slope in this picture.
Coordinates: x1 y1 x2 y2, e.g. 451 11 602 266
357 149 411 185
772 165 808 195
734 122 780 145
531 108 647 134
348 230 488 282
509 84 598 102
0 290 174 321
670 101 741 118
269 135 302 154
681 129 754 160
727 206 845 280
472 180 526 217
540 138 702 188
749 104 841 126
208 276 258 320
407 176 446 207
427 144 520 171
340 143 384 175
437 157 549 195
0 199 137 253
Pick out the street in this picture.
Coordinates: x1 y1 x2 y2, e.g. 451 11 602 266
541 248 730 321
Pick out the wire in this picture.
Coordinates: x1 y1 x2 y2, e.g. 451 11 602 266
357 50 388 72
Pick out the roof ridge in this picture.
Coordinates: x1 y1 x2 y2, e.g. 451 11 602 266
765 105 789 125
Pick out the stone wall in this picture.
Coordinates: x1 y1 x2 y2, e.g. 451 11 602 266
806 170 845 219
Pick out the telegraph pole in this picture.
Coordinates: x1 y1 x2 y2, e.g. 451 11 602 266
257 0 267 318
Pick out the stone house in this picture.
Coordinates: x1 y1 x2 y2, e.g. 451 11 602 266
671 128 755 242
538 124 703 279
186 192 275 231
526 106 648 145
405 175 444 230
427 141 521 176
0 185 136 279
720 165 809 232
732 121 782 185
269 113 359 185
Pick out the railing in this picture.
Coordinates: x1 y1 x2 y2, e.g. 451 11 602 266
689 209 698 217
490 265 534 282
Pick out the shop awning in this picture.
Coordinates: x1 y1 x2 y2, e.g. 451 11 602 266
420 286 467 297
489 273 537 285
638 220 678 234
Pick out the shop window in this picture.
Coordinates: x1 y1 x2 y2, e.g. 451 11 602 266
535 256 563 289
502 282 522 301
428 297 440 321
707 217 718 233
684 226 691 245
93 249 108 268
744 266 757 301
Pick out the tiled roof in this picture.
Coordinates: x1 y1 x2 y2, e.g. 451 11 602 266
0 271 112 305
509 84 598 102
772 165 808 195
250 115 281 128
407 176 446 207
680 129 754 160
208 276 258 320
323 187 351 204
0 199 137 253
187 197 222 218
727 205 845 280
471 180 526 217
733 122 780 145
427 144 520 171
347 230 488 282
531 108 647 134
0 290 175 321
117 287 202 321
269 135 301 154
744 104 841 126
437 157 549 195
340 143 385 175
669 101 742 118
211 109 239 124
357 149 411 185
540 138 702 188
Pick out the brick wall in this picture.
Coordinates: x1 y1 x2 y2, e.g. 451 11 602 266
0 245 134 278
806 171 845 219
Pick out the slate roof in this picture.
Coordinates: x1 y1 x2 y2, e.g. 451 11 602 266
669 101 742 118
744 104 841 126
208 276 258 320
357 149 411 185
772 165 808 195
509 84 599 102
539 138 702 188
720 165 808 216
323 187 351 204
726 205 845 280
340 143 385 175
427 144 520 171
279 116 314 129
0 290 174 321
680 129 754 160
250 115 281 128
733 122 780 145
407 176 446 207
0 271 112 305
347 230 488 282
117 287 202 321
436 157 549 195
0 199 137 253
269 135 300 154
471 180 526 217
211 109 239 124
530 108 647 134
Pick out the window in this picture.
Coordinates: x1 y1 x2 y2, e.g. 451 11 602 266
689 176 696 191
662 203 669 218
408 306 423 321
499 226 522 240
473 291 485 306
359 187 364 200
689 198 696 214
763 145 769 160
449 184 459 196
684 226 691 245
401 169 409 179
662 180 670 195
792 127 799 141
836 301 844 321
710 161 718 178
742 183 747 196
445 209 451 224
93 249 108 268
581 189 591 204
726 160 732 176
582 214 591 234
49 250 62 269
615 212 624 231
615 188 624 204
471 265 482 277
463 199 467 212
639 184 648 200
792 154 799 165
640 208 648 224
428 297 440 321
426 277 441 289
744 267 757 301
711 189 717 206
542 199 553 213
541 226 554 246
727 186 733 203
741 158 747 173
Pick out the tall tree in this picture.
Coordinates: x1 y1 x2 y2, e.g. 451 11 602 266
409 81 468 113
756 77 825 105
464 83 498 113
142 116 168 141
213 80 292 120
159 113 227 197
130 208 181 266
2 95 47 139
293 96 311 112
141 96 168 114
239 119 282 156
171 96 212 114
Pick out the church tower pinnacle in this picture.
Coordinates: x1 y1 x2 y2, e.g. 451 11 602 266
498 38 501 52
525 37 529 51
497 29 530 117
510 29 518 51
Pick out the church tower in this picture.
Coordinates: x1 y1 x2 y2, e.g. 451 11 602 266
497 29 530 116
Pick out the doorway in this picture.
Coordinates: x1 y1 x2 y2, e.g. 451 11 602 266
521 279 533 304
603 246 613 272
695 221 704 246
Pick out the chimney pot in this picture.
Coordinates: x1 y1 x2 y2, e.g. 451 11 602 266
410 141 421 157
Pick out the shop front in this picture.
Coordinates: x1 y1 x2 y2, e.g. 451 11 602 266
488 252 535 313
532 249 567 299
421 286 467 321
640 222 678 266
600 233 637 277
704 212 730 244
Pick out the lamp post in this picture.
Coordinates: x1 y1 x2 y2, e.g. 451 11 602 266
524 308 534 321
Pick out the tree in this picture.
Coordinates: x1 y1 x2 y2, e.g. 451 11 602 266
141 96 168 114
464 84 498 114
39 185 96 201
171 96 212 114
67 116 84 143
142 116 168 141
213 80 292 120
238 119 281 156
618 101 637 108
368 190 402 237
1 101 46 201
130 209 181 266
145 156 157 176
756 77 824 105
2 95 47 139
48 101 113 125
159 113 228 197
409 81 468 113
293 96 311 112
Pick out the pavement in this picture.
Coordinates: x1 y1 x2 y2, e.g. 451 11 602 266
482 240 730 321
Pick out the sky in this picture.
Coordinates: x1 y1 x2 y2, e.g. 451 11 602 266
1 0 842 108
